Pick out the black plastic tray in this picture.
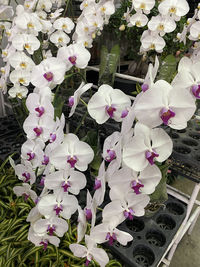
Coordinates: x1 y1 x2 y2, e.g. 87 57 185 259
0 116 24 162
106 195 186 267
166 118 200 182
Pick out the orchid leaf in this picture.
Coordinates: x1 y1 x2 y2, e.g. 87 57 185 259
157 55 177 83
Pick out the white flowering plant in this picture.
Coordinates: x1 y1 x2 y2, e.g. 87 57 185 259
0 0 200 266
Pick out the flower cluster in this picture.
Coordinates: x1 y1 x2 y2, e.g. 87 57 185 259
1 1 198 267
73 0 115 48
122 0 189 53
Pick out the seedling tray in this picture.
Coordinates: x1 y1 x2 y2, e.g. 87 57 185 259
166 118 200 182
0 116 24 162
106 195 186 267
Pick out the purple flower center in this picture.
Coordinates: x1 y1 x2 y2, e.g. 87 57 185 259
85 259 91 266
47 225 56 235
145 150 159 165
141 83 149 92
61 181 71 192
121 109 129 118
22 193 29 201
40 240 48 250
191 84 200 99
40 176 45 186
33 127 43 137
131 180 144 194
27 152 35 161
94 179 101 190
106 232 117 246
85 208 92 221
105 149 116 162
43 71 53 82
67 155 77 168
22 172 31 182
50 133 56 143
160 107 175 125
42 155 49 165
68 55 77 65
106 105 116 118
54 204 63 216
68 96 74 107
124 208 134 220
35 106 45 117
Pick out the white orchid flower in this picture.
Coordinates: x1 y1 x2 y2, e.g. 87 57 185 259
13 183 37 202
172 57 200 99
68 82 93 117
10 69 31 86
158 0 189 21
28 226 60 250
99 0 115 16
50 133 94 171
12 34 40 54
148 15 176 36
36 0 52 12
49 8 64 20
129 11 148 27
12 160 36 185
44 168 86 195
80 0 96 10
15 8 42 35
88 85 131 124
73 32 93 48
90 220 133 246
102 131 122 180
57 43 91 71
21 139 44 168
26 92 54 118
33 216 68 237
53 17 74 33
75 17 94 36
77 205 87 243
70 235 109 267
103 187 150 222
31 57 66 88
23 114 56 141
84 190 96 228
134 80 196 129
27 206 42 223
141 30 166 53
109 165 161 195
50 30 70 47
189 21 200 41
133 0 155 14
141 56 159 92
8 84 28 99
123 123 173 171
2 44 16 62
93 161 106 206
8 51 35 71
38 192 78 219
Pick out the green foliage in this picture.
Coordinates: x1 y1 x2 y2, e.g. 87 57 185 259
156 54 177 83
0 158 122 266
98 44 120 86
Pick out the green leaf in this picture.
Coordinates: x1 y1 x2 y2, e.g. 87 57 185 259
157 55 177 83
53 95 65 119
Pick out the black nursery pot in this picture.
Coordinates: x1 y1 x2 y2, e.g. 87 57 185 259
106 195 186 267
